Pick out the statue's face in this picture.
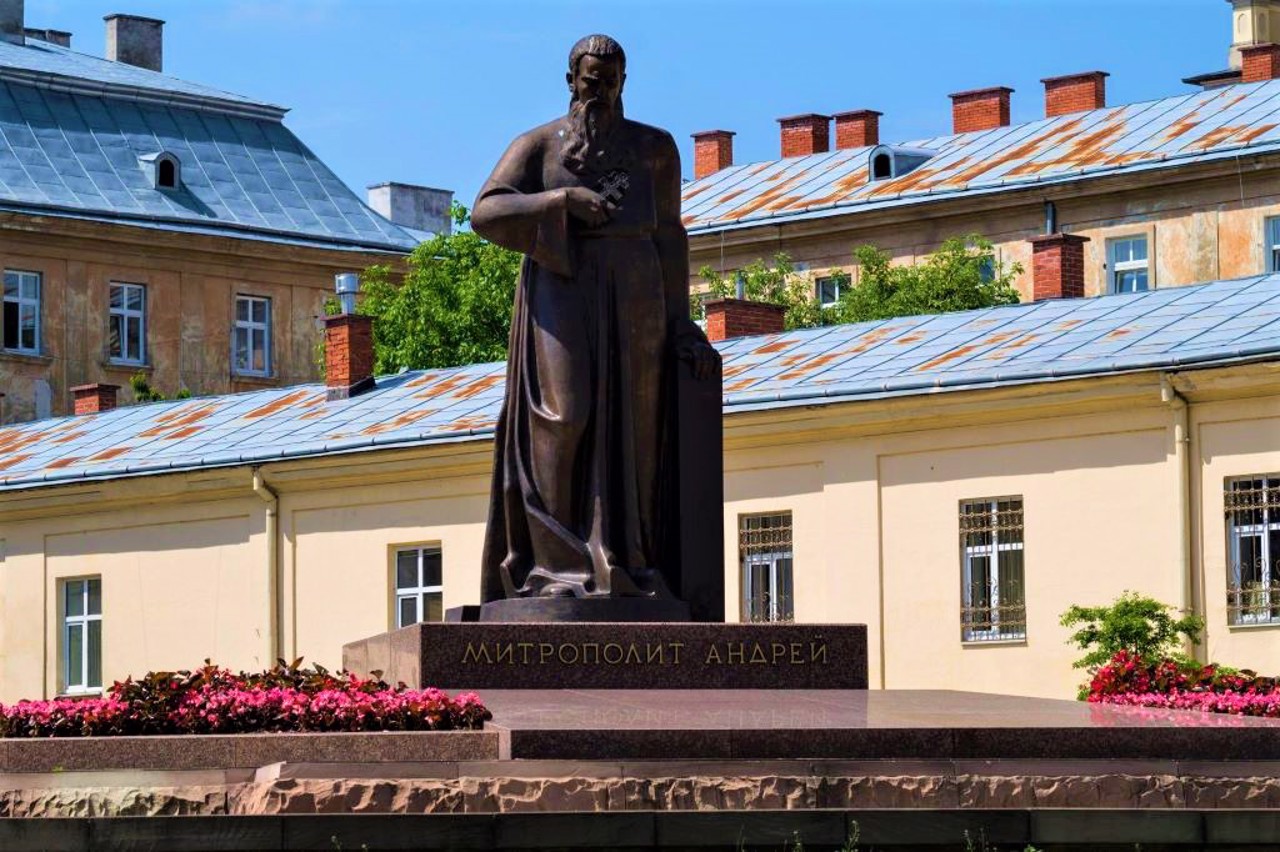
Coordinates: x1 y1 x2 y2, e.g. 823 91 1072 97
567 54 624 109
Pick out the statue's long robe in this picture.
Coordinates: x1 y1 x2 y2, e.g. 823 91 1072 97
472 116 693 601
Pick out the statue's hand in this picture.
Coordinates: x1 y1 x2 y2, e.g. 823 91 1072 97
565 186 615 227
677 334 721 382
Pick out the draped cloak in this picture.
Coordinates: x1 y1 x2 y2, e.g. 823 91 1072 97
472 116 696 602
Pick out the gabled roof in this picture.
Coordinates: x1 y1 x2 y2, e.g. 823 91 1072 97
682 80 1280 234
2 274 1278 493
0 38 419 252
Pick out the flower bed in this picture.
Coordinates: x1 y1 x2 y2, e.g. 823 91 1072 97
0 662 489 737
1088 649 1280 717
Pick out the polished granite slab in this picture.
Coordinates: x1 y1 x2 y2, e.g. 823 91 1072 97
481 689 1280 761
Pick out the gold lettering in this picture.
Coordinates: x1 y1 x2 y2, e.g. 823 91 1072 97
749 643 768 664
582 643 600 664
496 643 514 664
772 642 787 664
646 643 665 664
790 642 804 664
705 644 723 664
517 642 535 664
625 643 643 664
604 643 624 664
462 642 492 664
539 643 555 664
669 642 684 664
811 642 828 664
558 643 580 664
728 642 745 665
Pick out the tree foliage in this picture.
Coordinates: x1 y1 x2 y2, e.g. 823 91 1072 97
129 372 190 403
357 203 521 372
693 235 1022 329
1060 591 1205 672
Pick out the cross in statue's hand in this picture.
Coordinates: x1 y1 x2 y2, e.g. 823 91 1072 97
597 169 630 205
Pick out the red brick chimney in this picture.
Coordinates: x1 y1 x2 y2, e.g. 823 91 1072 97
833 110 882 149
71 383 119 415
777 113 831 158
1242 44 1280 83
949 87 1013 134
692 129 735 179
324 314 375 400
1029 233 1090 300
704 299 787 342
1042 71 1108 117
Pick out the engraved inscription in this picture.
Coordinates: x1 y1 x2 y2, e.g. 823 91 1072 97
459 639 828 667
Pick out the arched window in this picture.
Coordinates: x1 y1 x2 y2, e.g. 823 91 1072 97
872 153 893 181
157 158 177 189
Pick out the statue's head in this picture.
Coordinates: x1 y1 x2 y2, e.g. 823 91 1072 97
566 34 626 110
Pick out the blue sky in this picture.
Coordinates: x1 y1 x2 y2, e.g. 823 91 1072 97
28 0 1229 209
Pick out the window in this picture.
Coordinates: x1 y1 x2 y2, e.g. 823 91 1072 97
960 497 1026 642
109 282 146 364
740 512 793 622
816 275 842 309
1226 475 1280 626
157 158 177 189
1107 236 1149 294
62 577 102 694
3 269 40 353
395 546 443 627
233 295 271 376
1267 217 1280 272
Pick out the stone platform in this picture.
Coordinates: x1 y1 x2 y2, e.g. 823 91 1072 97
343 622 867 690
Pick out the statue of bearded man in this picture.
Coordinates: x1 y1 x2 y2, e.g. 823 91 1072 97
472 34 720 620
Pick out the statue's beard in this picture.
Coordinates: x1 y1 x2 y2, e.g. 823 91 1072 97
562 96 622 175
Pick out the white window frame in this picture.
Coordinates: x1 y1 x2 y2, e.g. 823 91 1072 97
739 512 794 623
815 275 842 309
395 545 443 627
61 577 102 695
1226 475 1280 626
1106 235 1150 294
108 282 146 365
3 269 41 354
1266 217 1280 273
960 497 1026 643
233 294 272 377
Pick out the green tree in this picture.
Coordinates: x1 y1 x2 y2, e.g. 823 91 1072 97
129 371 190 403
693 235 1022 329
356 203 521 371
1059 591 1205 671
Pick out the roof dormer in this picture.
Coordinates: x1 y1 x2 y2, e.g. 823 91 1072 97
139 151 180 190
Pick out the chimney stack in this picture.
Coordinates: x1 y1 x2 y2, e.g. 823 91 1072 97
692 130 734 179
704 299 787 342
325 274 375 400
71 383 119 415
0 0 23 45
367 182 453 236
104 14 163 72
1042 71 1108 117
833 110 882 149
1029 233 1090 301
1242 43 1280 82
777 113 831 158
949 87 1013 134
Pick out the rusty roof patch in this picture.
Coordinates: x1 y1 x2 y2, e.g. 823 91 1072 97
46 456 82 469
244 389 314 419
751 338 796 355
89 446 132 462
0 453 32 471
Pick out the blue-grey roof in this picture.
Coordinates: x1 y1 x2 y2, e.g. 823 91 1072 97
0 37 419 252
683 80 1280 233
2 274 1278 493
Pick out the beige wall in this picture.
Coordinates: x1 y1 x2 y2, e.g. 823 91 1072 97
2 367 1279 703
689 166 1280 303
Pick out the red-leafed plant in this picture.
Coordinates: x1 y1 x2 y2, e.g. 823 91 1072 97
0 659 489 738
1087 649 1280 717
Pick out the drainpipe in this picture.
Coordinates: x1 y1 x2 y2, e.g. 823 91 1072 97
252 468 280 666
1160 374 1200 661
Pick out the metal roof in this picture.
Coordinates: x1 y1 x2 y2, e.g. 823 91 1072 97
2 273 1278 493
681 80 1280 233
0 38 419 252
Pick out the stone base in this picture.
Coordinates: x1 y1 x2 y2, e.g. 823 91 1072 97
475 596 691 623
343 622 868 691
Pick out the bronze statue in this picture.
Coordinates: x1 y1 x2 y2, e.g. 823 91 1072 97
473 34 721 621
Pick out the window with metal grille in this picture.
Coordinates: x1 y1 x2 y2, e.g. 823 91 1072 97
3 269 40 353
395 546 443 627
109 282 146 365
740 512 793 622
1225 475 1280 626
62 577 102 694
960 497 1026 642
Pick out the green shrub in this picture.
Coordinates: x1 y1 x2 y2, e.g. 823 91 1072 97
1060 591 1204 672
